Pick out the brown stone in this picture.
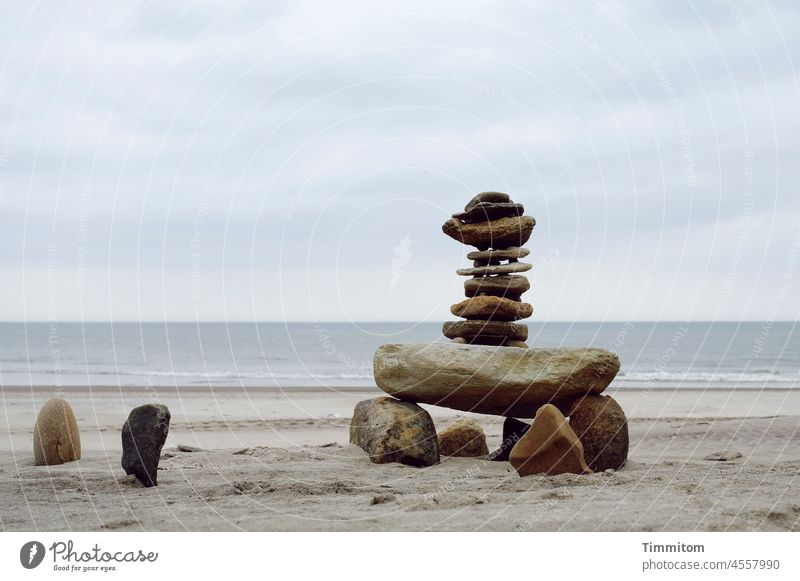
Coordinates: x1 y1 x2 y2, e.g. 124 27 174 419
437 419 489 457
464 191 509 210
457 262 532 277
33 398 81 466
350 397 439 467
442 320 528 344
452 202 524 223
510 404 592 476
451 296 533 321
567 395 629 471
442 215 535 249
504 340 528 348
467 247 530 261
464 275 530 299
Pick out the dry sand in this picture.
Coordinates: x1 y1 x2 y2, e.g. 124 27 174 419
1 386 798 531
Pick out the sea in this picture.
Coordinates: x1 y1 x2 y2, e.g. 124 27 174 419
0 322 798 390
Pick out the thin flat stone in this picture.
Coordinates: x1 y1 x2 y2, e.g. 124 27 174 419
373 343 620 417
442 215 535 249
457 262 531 276
450 296 533 321
443 320 528 343
464 191 509 211
464 275 530 298
452 202 524 223
467 247 530 261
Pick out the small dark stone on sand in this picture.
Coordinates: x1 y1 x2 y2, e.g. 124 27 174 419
490 417 530 461
121 404 171 487
177 444 202 453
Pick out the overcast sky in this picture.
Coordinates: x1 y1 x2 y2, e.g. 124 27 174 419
1 1 798 322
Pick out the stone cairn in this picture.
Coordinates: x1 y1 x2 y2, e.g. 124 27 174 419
352 192 631 476
441 191 534 348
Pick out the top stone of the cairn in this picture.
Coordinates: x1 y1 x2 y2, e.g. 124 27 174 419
464 191 510 211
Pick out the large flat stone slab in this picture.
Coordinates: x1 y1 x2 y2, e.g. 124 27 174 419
373 343 620 417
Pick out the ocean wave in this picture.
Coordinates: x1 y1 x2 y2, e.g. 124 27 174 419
618 371 800 383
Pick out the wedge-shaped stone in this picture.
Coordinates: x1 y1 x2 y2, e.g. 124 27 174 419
464 275 529 299
450 296 533 321
510 404 592 476
442 320 528 344
442 215 535 249
374 343 620 417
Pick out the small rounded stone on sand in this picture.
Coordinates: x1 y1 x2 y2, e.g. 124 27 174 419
33 398 81 466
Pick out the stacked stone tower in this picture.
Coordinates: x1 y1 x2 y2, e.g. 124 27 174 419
441 192 535 348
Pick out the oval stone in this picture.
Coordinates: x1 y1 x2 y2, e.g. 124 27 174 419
464 191 510 211
567 395 629 471
450 296 533 321
464 275 530 299
442 320 528 344
33 398 81 466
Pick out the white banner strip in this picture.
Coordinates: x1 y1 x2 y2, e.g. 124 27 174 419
1 532 798 579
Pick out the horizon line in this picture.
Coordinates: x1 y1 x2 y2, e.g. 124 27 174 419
1 320 797 324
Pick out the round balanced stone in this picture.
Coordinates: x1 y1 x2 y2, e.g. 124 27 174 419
464 275 530 299
442 320 528 344
464 191 510 211
350 397 439 467
442 215 535 249
457 262 531 277
450 296 533 321
467 247 530 261
567 395 629 471
437 419 489 457
33 398 81 466
373 343 620 417
452 202 524 223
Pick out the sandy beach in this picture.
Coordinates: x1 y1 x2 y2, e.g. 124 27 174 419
1 386 798 531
